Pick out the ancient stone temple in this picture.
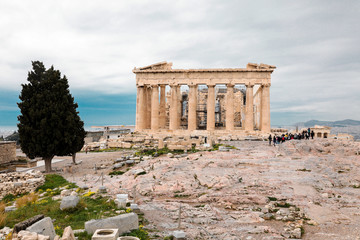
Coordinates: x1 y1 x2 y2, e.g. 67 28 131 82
133 62 275 135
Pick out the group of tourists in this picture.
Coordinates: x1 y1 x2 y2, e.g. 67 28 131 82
268 128 315 146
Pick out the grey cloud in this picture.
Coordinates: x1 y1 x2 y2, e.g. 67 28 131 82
0 0 359 123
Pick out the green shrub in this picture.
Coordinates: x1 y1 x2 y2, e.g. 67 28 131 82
109 171 125 176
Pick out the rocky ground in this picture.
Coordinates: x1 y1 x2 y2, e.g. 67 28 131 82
46 139 360 239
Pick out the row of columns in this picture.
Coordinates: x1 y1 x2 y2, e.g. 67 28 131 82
136 83 270 132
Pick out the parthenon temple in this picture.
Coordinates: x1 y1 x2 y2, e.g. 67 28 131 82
133 62 275 136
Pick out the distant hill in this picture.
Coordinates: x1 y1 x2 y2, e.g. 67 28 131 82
295 119 360 127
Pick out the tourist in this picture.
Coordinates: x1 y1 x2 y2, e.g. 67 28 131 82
268 134 272 145
311 130 315 139
273 136 276 146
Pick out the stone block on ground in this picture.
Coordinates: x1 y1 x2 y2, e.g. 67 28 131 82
26 217 56 240
98 186 107 193
17 230 50 240
85 213 138 235
60 190 71 197
5 206 17 212
92 229 119 240
113 163 124 169
60 196 80 210
173 230 186 240
61 226 75 240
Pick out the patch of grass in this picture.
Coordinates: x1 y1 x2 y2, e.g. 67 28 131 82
75 231 92 240
2 194 16 203
174 194 190 198
267 197 278 201
211 144 237 151
164 236 174 240
296 168 311 172
136 171 146 176
123 228 150 240
36 174 78 191
91 148 126 152
135 147 186 157
109 171 125 176
4 195 118 232
194 204 205 208
211 144 222 151
0 212 6 228
352 185 360 188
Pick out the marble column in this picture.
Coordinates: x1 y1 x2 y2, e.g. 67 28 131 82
260 83 271 132
245 83 254 131
151 84 159 131
137 86 146 130
169 85 178 130
159 85 166 129
207 84 215 131
135 86 140 130
177 85 181 129
226 84 234 131
144 86 152 129
188 84 197 131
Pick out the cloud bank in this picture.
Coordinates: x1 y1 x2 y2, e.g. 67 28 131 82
0 0 359 125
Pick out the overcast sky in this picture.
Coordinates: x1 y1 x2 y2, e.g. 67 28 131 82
0 0 359 127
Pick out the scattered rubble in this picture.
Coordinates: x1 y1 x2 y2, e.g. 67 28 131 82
0 170 44 199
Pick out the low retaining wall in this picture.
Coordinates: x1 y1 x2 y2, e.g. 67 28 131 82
0 141 16 165
0 170 44 199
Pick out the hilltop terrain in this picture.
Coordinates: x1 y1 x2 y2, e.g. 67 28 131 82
42 138 360 239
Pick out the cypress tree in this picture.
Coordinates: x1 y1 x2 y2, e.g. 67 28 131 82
18 61 85 172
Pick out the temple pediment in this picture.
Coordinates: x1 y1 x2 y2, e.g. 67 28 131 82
135 61 173 71
247 63 276 70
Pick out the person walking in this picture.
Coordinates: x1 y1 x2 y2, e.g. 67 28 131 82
268 134 272 146
311 130 315 139
273 135 276 146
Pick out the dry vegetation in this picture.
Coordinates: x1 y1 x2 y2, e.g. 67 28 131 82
15 193 38 208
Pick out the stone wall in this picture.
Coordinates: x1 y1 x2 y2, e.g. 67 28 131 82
0 170 44 199
0 141 16 165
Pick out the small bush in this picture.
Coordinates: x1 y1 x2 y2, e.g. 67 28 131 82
15 193 38 208
267 197 278 201
109 171 125 176
296 168 311 172
274 202 293 208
